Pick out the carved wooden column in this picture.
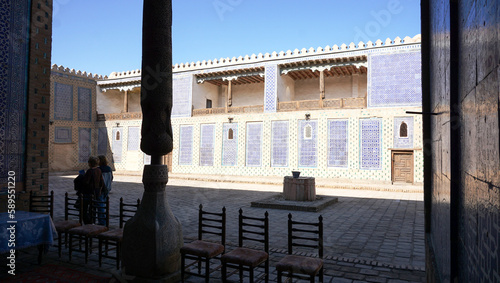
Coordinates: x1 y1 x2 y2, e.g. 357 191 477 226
319 69 325 108
227 79 232 107
121 0 182 281
122 90 129 113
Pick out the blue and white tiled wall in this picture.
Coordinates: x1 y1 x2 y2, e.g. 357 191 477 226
49 72 98 171
170 108 423 183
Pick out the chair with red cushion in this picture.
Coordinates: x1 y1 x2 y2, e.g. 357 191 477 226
180 204 226 283
53 192 82 257
96 197 140 269
68 196 109 263
221 209 269 283
276 213 324 283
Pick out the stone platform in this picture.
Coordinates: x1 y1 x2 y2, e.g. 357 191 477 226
250 194 338 212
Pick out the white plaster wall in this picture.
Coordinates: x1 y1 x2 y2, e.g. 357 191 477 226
294 78 320 101
277 75 295 102
127 90 141 112
192 81 219 109
324 76 353 99
231 83 264 106
96 89 124 114
294 76 365 101
218 85 225 107
358 73 367 98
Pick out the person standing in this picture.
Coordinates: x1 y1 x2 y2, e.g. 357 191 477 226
81 156 105 224
98 155 113 225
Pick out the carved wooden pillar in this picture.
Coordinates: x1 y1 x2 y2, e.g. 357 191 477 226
319 69 325 107
121 0 182 281
122 90 128 113
227 80 232 107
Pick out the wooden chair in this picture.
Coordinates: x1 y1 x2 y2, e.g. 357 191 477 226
96 197 141 269
221 209 269 283
276 214 324 283
53 192 82 257
29 190 54 218
180 204 226 283
68 196 109 263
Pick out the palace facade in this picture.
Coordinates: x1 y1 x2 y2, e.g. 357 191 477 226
49 35 423 184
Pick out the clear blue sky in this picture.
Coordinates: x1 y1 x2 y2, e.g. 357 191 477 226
51 0 421 76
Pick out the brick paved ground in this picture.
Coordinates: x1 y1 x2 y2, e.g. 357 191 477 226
1 173 425 282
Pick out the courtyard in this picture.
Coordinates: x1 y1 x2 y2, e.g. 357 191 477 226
2 173 425 282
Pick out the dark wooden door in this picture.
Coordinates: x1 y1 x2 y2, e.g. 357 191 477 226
392 151 414 183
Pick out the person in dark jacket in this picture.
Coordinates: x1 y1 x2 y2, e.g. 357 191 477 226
80 156 105 224
97 155 113 225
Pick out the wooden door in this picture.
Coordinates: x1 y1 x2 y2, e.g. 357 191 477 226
392 151 414 183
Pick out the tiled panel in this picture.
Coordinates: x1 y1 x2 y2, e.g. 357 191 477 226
172 75 193 118
327 119 348 168
368 51 422 107
54 127 72 143
78 128 91 163
264 65 277 113
54 82 74 120
298 120 318 168
127 126 140 151
271 120 289 167
199 124 215 166
0 0 30 183
97 127 108 155
179 125 193 165
393 117 414 148
112 128 122 163
222 123 237 166
246 122 263 167
360 119 382 169
77 87 92 122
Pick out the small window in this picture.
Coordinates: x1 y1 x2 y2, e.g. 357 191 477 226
304 124 312 140
206 99 212 109
400 122 408 138
116 131 121 141
228 128 234 140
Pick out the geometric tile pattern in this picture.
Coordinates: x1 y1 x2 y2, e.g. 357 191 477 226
54 127 72 143
264 65 277 113
127 126 140 151
393 117 414 148
368 51 422 107
112 128 122 163
166 107 422 181
172 75 193 118
0 0 30 183
298 120 318 167
360 119 382 169
78 128 91 163
271 120 288 167
246 122 263 167
77 87 91 121
179 125 193 165
97 127 108 155
222 123 237 166
199 124 215 166
54 82 73 120
327 119 348 168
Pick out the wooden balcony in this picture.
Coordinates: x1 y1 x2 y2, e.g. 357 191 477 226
97 112 142 121
192 105 263 116
278 97 366 111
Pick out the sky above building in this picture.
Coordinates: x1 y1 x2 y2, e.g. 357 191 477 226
51 0 421 76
